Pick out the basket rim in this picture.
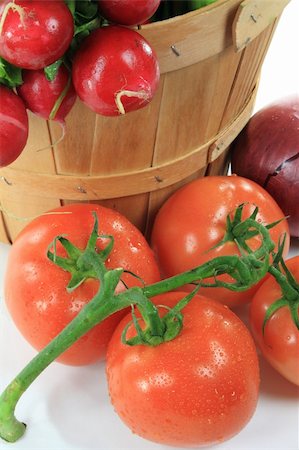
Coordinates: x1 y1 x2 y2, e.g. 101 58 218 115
140 0 230 30
138 0 289 72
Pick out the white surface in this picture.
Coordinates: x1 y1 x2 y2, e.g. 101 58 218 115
1 1 299 449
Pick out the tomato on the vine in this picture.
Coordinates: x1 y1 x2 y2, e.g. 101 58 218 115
151 175 290 308
250 256 299 386
106 291 260 447
4 204 161 366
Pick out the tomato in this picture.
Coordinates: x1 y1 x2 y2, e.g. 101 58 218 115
4 204 160 366
151 175 290 308
250 256 299 386
106 291 259 447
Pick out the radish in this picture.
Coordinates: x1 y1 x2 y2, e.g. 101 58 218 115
17 66 77 122
0 0 74 70
0 85 28 167
98 0 161 26
72 25 160 116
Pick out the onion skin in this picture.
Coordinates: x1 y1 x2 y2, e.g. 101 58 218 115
231 96 299 237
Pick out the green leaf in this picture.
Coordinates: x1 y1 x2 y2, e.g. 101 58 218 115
75 0 98 24
0 57 22 88
65 0 76 17
74 17 101 37
189 0 217 10
44 59 63 82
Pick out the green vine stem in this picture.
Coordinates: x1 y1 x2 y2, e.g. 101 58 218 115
264 260 299 332
0 206 276 443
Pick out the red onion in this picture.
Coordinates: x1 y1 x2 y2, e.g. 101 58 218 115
231 95 299 237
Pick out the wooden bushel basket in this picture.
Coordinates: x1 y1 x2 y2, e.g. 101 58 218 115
0 0 290 243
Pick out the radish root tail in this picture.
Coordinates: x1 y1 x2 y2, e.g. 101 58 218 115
115 89 149 115
36 121 66 152
0 1 26 36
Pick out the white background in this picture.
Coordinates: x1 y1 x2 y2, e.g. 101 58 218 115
0 1 299 449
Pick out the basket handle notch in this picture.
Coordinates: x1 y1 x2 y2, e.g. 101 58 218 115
233 0 291 51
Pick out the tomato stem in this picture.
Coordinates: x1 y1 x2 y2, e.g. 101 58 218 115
0 206 277 442
265 263 299 331
0 264 127 442
213 204 281 254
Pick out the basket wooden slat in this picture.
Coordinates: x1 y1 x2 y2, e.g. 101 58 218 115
232 0 290 51
0 87 256 195
0 114 60 241
0 0 289 243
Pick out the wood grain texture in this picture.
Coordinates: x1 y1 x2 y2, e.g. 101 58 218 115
0 113 60 242
0 88 256 202
233 0 290 50
139 0 243 73
0 212 10 244
220 20 278 126
49 99 97 175
0 0 288 242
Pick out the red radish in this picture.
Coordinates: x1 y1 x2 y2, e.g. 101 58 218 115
0 85 28 167
0 0 74 70
231 95 299 237
98 0 161 26
72 25 160 116
17 66 77 122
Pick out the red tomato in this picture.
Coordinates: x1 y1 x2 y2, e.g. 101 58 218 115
4 204 160 366
0 0 74 70
250 256 299 386
151 175 290 308
106 291 260 447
